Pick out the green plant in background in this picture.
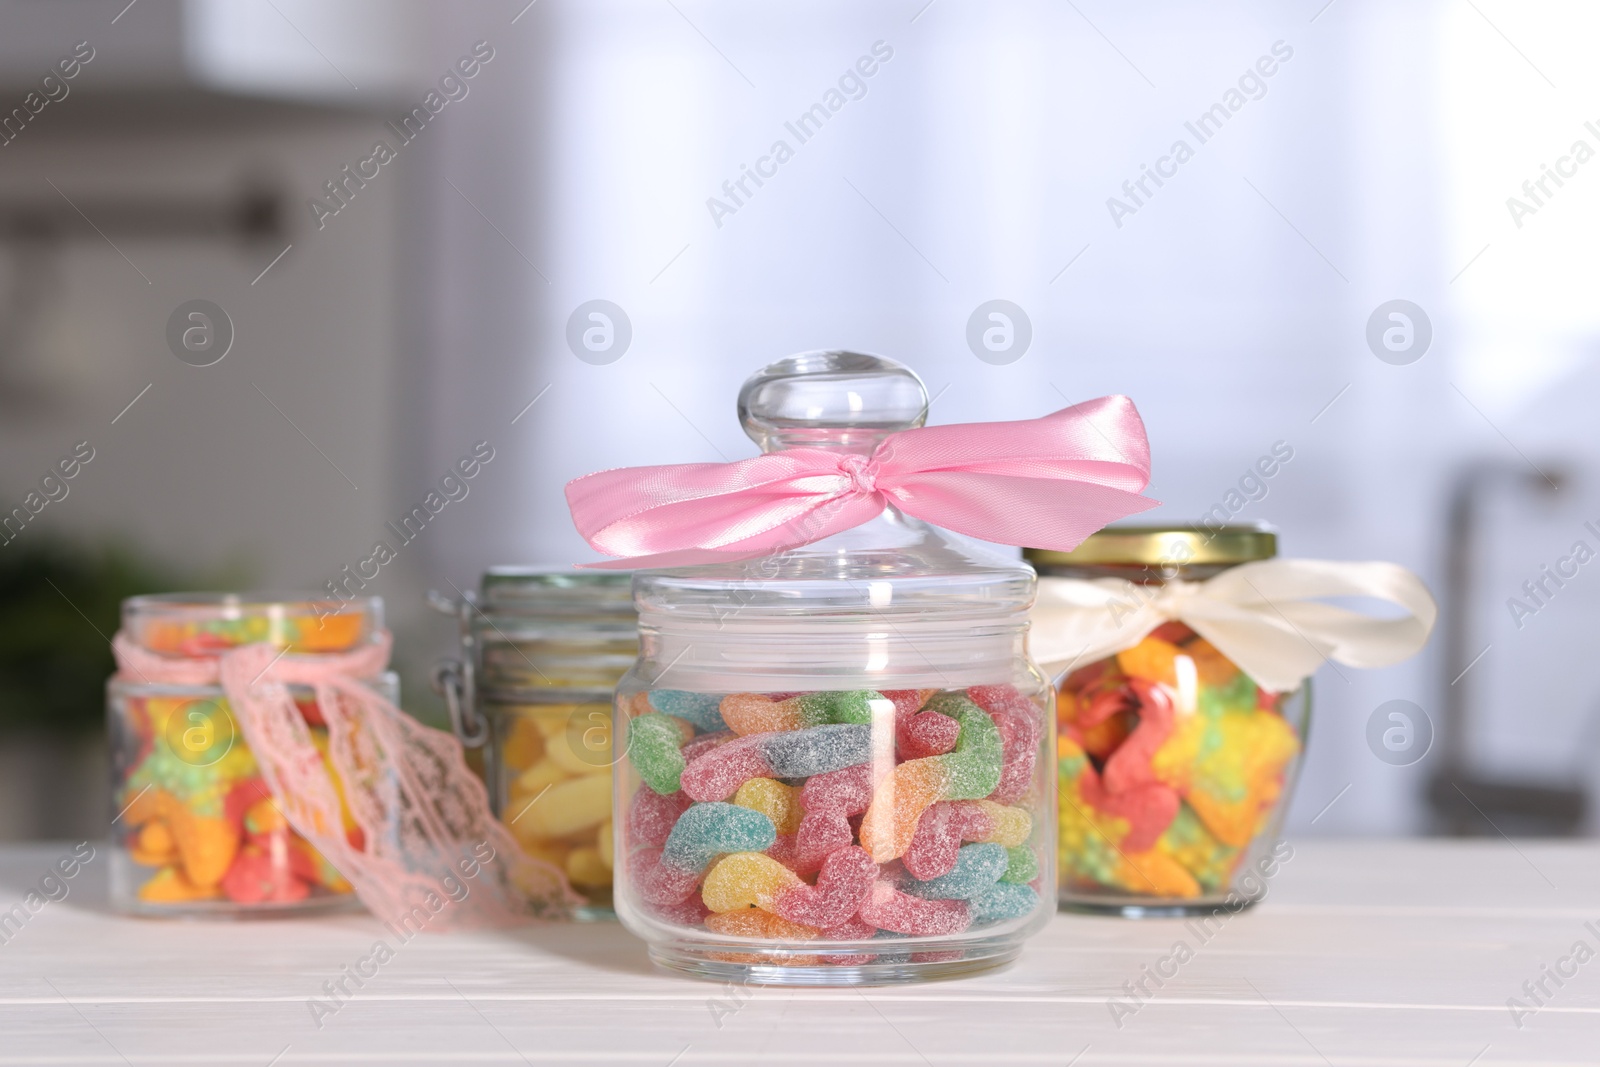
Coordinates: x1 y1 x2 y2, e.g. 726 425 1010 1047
0 540 243 733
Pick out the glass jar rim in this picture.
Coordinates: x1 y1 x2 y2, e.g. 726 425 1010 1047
122 591 381 656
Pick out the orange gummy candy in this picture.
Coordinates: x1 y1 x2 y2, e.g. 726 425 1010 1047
859 758 947 863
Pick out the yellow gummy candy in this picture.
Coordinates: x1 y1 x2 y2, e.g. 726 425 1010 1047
732 778 801 835
138 865 222 903
565 847 612 889
702 852 801 913
514 774 611 841
596 821 614 870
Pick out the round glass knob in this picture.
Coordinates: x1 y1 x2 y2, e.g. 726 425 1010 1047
737 350 929 453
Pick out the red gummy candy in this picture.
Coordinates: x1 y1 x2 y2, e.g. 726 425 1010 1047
773 846 877 929
220 845 310 905
901 713 961 760
858 881 970 936
681 730 733 763
903 801 991 880
629 847 701 906
967 685 1041 805
680 734 778 802
796 764 875 871
628 786 694 849
646 896 711 926
1080 679 1173 795
824 916 877 940
1074 759 1179 852
766 833 799 868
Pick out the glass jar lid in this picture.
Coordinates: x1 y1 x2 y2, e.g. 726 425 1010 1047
1024 522 1276 568
122 592 380 657
479 568 635 618
634 352 1036 626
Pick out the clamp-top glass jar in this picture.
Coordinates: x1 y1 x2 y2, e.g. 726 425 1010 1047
1027 525 1309 917
613 353 1055 984
434 569 637 920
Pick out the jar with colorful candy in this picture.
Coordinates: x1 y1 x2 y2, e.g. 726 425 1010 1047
602 354 1059 983
108 594 386 915
433 569 637 920
1027 526 1309 916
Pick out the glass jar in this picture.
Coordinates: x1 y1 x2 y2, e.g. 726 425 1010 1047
1026 525 1309 917
434 569 637 920
109 594 389 916
612 353 1055 985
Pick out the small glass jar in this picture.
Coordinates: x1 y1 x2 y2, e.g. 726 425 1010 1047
613 353 1055 985
1026 525 1309 917
109 594 389 916
434 569 637 920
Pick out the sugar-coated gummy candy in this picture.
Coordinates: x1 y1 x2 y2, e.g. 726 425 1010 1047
704 908 821 941
899 711 961 760
662 801 777 873
627 713 694 795
761 724 873 778
648 690 728 732
680 730 732 763
967 684 1042 805
1001 845 1038 884
968 881 1037 924
720 691 884 735
681 734 778 802
902 843 1008 900
857 881 971 937
771 846 876 929
630 846 703 906
703 852 800 913
795 763 875 872
733 777 801 834
627 785 694 849
860 696 1002 862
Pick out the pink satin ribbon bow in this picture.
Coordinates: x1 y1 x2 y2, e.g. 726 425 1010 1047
566 395 1158 567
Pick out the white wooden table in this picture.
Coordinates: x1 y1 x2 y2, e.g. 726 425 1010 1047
1 840 1596 1065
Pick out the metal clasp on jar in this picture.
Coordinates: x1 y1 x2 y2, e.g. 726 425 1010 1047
427 589 489 748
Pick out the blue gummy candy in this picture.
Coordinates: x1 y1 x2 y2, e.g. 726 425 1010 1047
903 843 1009 900
661 802 776 873
649 690 727 732
759 724 872 777
968 881 1038 924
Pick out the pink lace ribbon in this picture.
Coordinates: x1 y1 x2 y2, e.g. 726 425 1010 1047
565 395 1158 567
113 631 579 927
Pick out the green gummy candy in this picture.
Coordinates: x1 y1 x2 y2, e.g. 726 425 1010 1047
924 693 1002 800
628 713 687 794
1001 845 1038 884
794 690 881 727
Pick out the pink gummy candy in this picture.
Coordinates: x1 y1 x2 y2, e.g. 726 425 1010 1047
681 730 734 764
773 846 877 929
628 787 694 849
900 712 961 760
680 733 777 802
883 690 958 760
903 800 991 881
630 846 701 906
824 916 877 940
795 763 875 872
646 896 712 926
766 833 799 868
967 684 1041 805
858 881 970 936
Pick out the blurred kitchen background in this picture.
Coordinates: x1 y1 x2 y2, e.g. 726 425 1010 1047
0 0 1596 842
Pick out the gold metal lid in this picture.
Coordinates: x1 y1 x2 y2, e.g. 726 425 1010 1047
1024 523 1277 567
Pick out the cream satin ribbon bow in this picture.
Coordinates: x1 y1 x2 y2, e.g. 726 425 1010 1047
1029 558 1438 693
